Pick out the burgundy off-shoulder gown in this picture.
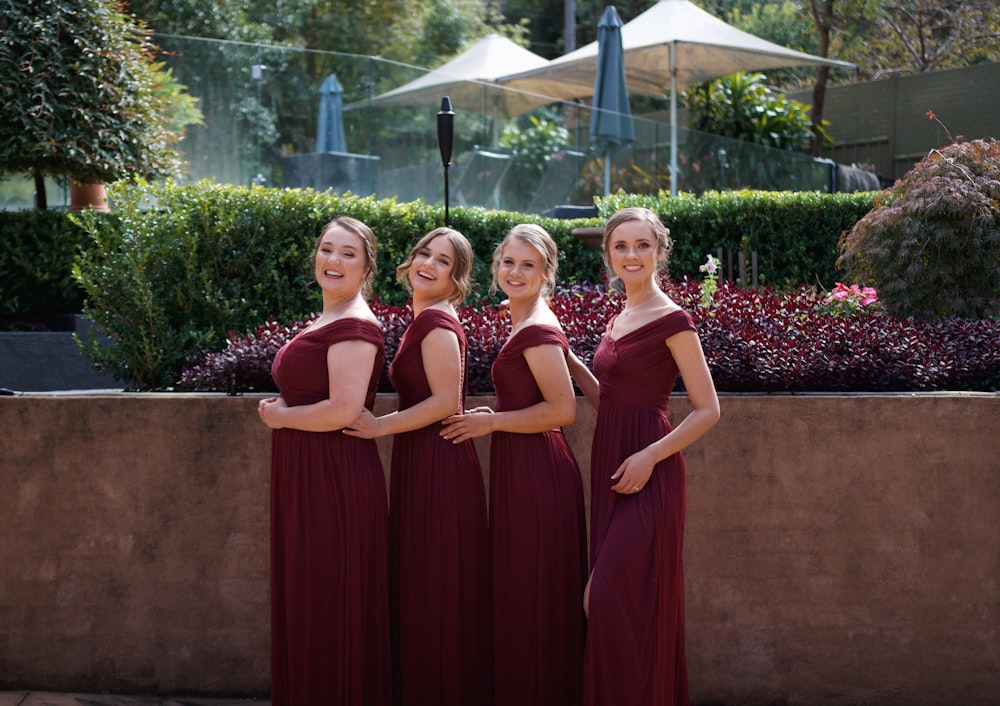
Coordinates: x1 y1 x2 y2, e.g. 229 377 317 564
584 310 696 706
269 318 391 706
388 309 489 706
490 324 587 706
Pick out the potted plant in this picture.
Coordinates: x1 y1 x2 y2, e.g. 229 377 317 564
0 0 190 210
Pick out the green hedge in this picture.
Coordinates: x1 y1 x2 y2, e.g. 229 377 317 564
0 209 89 327
7 180 874 388
602 190 876 286
68 180 609 387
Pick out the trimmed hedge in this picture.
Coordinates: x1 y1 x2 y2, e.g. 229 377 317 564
602 189 876 287
0 210 89 328
4 179 874 388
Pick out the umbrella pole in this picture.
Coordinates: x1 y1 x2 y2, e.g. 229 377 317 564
604 153 611 196
670 42 679 197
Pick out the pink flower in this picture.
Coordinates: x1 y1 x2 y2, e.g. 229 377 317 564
860 287 878 306
830 282 851 301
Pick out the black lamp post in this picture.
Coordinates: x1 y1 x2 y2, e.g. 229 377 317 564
437 96 455 226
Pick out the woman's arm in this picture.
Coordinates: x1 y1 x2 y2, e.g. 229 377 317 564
441 343 576 444
345 326 462 438
610 330 720 493
259 339 379 432
568 350 599 410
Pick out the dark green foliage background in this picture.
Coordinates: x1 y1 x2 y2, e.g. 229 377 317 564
0 210 89 326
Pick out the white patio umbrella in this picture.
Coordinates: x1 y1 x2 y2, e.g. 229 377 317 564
498 0 857 193
357 33 554 120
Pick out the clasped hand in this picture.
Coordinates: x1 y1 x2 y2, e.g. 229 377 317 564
258 396 287 429
343 409 378 439
440 406 494 444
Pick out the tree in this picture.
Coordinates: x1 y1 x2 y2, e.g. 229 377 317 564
0 0 184 209
857 1 1000 75
837 136 1000 320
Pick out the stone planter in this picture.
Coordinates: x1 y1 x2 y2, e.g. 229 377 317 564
68 181 110 212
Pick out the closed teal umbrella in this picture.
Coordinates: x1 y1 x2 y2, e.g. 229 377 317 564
317 74 347 153
589 6 634 195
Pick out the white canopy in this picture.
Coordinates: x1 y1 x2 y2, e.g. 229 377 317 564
358 33 553 118
498 0 856 99
497 0 857 193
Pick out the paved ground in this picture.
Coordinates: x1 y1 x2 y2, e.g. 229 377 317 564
0 694 269 706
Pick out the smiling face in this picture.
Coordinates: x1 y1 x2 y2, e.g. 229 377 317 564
408 234 458 303
313 224 369 298
605 218 662 286
496 237 549 302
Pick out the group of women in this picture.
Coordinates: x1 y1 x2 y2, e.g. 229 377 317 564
257 207 721 706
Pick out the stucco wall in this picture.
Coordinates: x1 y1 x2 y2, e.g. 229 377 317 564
1 392 997 704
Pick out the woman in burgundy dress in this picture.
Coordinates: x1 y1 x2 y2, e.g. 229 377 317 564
442 224 586 706
346 227 489 706
567 207 720 706
258 216 391 706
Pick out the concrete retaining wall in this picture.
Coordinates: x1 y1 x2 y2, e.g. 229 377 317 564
1 392 997 704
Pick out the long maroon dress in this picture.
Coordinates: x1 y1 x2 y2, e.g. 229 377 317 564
388 308 489 706
269 318 391 706
490 324 587 706
583 310 695 706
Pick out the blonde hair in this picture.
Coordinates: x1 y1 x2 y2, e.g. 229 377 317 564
312 216 378 299
490 223 559 298
602 207 673 282
395 227 474 305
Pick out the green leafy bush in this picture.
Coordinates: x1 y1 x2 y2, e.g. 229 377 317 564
837 138 1000 320
686 72 823 153
69 179 602 388
0 210 89 327
64 181 872 389
499 112 570 211
600 190 875 287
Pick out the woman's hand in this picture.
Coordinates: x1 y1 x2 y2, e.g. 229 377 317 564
258 396 287 429
610 446 657 495
464 406 494 415
344 409 379 439
440 408 494 444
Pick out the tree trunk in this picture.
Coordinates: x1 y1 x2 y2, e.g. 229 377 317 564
811 65 830 157
33 171 47 211
809 0 835 157
564 0 576 52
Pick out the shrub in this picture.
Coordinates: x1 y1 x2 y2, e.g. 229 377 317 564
70 179 602 388
67 180 871 389
600 189 875 287
179 278 1000 395
837 138 1000 320
0 210 89 327
686 72 819 154
499 112 570 212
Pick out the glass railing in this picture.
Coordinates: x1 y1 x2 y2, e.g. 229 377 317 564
1 35 835 211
